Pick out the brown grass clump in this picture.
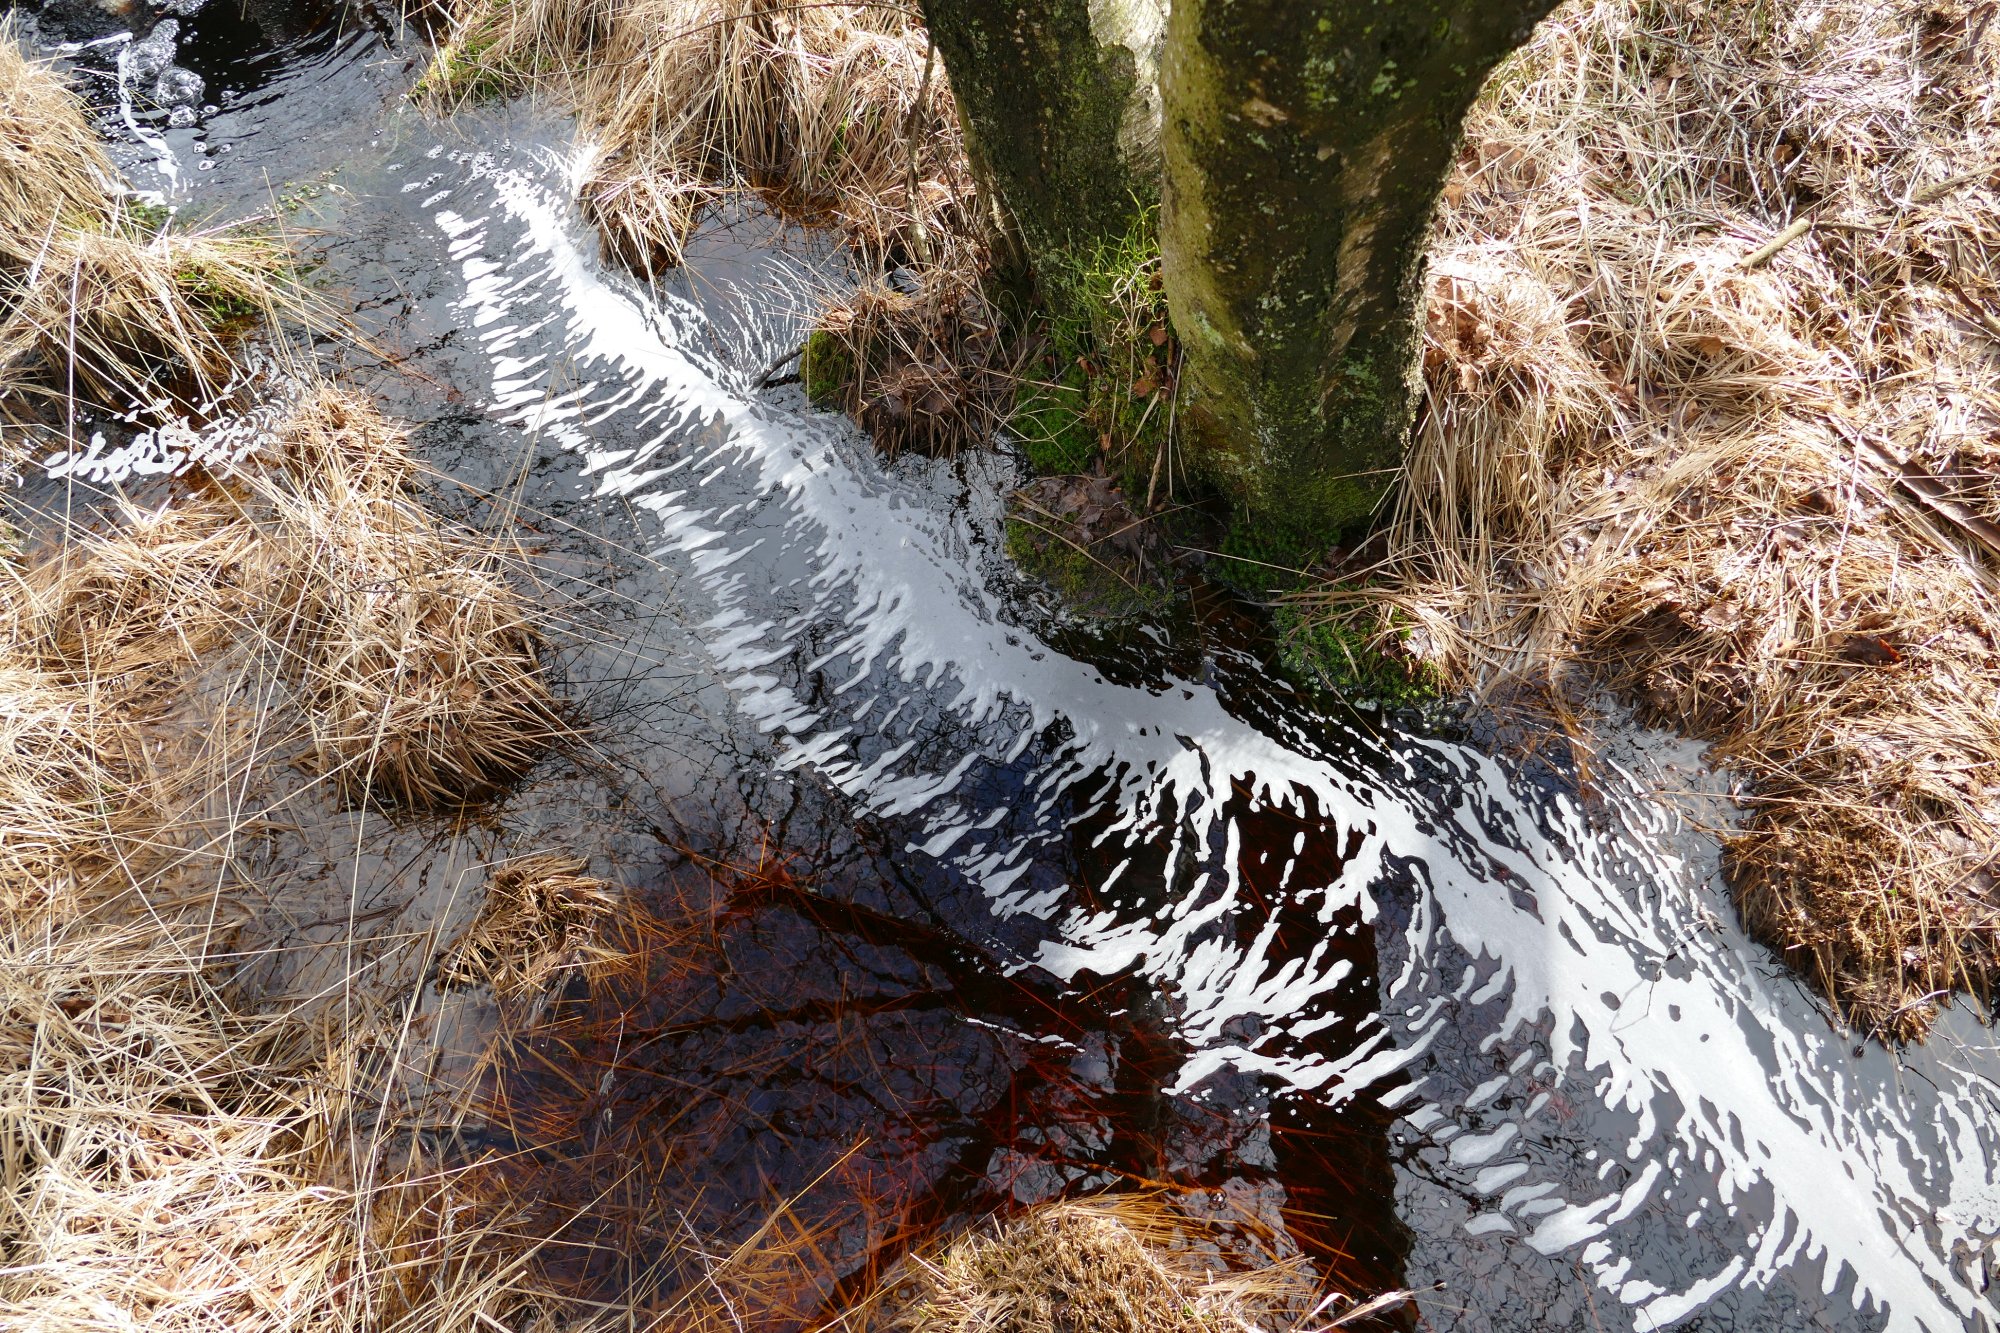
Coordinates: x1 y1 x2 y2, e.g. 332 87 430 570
0 505 578 1331
15 502 262 707
0 819 579 1332
879 1196 1320 1333
0 26 116 228
439 853 622 1000
1 385 567 814
0 29 292 409
1299 0 2000 1037
253 389 571 813
0 914 353 1329
804 266 1016 456
420 0 969 276
0 849 564 1331
418 0 1008 455
0 663 153 919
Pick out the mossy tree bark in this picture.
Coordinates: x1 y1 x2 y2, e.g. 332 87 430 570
920 0 1166 309
1160 0 1558 537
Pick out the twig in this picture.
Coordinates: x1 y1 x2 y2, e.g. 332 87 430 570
1144 433 1167 512
1741 212 1819 269
1008 505 1145 593
1943 275 2000 343
1741 161 2000 268
901 36 936 267
1096 501 1196 549
1298 1287 1426 1331
1910 161 2000 206
755 342 805 388
1847 428 2000 563
1173 546 1311 577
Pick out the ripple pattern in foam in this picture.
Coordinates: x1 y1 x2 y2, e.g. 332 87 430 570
416 143 2000 1331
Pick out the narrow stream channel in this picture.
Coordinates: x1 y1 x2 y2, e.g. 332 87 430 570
16 6 2000 1329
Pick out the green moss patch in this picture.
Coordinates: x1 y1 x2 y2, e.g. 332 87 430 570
1008 207 1178 493
1274 604 1442 708
413 23 521 104
1007 361 1097 475
1006 474 1173 621
1206 512 1333 595
801 328 853 408
172 248 281 329
122 199 171 233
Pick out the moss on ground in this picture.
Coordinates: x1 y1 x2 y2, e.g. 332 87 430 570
1010 206 1177 491
174 257 269 326
123 198 171 232
1004 515 1169 621
794 208 1178 481
413 22 519 103
802 328 852 407
1007 361 1096 474
1005 516 1090 598
1275 604 1442 708
1206 512 1333 594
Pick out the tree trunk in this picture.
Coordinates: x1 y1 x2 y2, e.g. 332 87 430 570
921 0 1167 301
1160 0 1558 537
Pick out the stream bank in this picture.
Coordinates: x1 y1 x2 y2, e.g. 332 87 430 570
7 3 2000 1330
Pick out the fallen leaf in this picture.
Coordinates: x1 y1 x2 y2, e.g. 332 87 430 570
1837 633 1904 666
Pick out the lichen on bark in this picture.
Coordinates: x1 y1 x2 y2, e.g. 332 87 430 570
921 0 1167 317
1159 0 1559 539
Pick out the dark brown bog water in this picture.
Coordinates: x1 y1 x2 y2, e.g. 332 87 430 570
16 5 2000 1329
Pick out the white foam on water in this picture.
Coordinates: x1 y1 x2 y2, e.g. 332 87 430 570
111 32 182 190
417 149 2000 1332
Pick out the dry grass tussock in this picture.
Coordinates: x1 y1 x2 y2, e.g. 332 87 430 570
0 917 573 1332
1301 0 2000 1037
253 389 571 813
0 393 602 1328
437 853 621 1001
8 388 570 813
0 28 292 409
0 910 355 1328
876 1195 1379 1333
418 0 1011 454
420 0 970 276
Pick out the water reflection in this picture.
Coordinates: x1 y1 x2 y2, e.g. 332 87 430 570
30 11 2000 1326
427 147 1999 1331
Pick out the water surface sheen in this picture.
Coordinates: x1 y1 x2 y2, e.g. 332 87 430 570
42 12 2000 1330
